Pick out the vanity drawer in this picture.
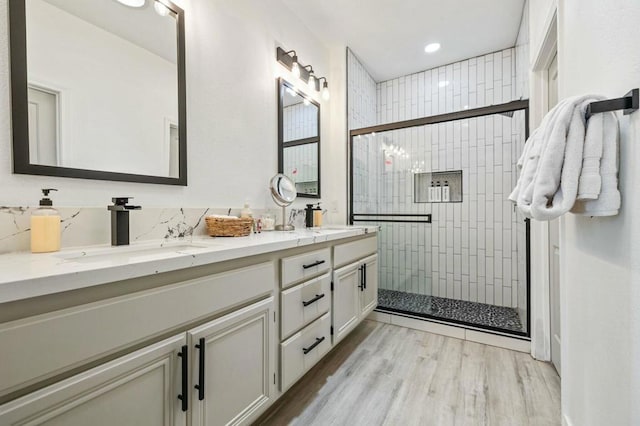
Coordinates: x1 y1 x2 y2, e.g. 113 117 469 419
280 312 331 391
333 236 377 268
281 272 331 339
281 248 331 288
0 261 275 399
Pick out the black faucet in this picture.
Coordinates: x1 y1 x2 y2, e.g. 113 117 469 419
108 197 142 246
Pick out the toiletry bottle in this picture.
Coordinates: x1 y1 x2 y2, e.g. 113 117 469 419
31 188 61 253
428 181 435 202
305 204 314 228
313 203 323 227
240 202 253 218
442 180 450 202
434 181 442 202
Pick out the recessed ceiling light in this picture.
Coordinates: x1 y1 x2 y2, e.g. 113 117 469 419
115 0 145 7
438 81 449 88
424 43 441 54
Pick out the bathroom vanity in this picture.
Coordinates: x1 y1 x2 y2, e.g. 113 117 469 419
0 227 377 425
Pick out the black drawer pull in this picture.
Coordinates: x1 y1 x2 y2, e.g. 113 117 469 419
302 293 325 307
302 260 326 269
177 345 188 412
303 336 326 354
194 338 205 401
358 265 365 291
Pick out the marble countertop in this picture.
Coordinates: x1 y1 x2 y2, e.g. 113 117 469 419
0 226 377 304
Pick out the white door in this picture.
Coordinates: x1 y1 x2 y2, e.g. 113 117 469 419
547 53 561 376
332 261 361 344
0 335 187 426
360 254 378 316
189 297 275 426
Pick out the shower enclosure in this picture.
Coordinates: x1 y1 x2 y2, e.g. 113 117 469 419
349 101 530 336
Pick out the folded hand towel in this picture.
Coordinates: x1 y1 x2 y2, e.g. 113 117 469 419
571 111 620 216
576 112 604 200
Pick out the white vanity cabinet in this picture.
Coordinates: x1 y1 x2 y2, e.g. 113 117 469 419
0 335 188 426
189 297 275 426
332 238 379 345
0 229 378 425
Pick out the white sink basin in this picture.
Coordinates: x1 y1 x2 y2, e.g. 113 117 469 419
56 241 214 263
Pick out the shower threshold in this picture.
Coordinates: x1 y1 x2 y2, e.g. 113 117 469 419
377 289 526 336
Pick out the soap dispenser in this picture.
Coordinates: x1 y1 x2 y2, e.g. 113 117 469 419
304 204 315 228
313 203 323 227
31 188 61 253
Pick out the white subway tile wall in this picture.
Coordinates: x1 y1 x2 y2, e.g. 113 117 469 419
348 45 529 312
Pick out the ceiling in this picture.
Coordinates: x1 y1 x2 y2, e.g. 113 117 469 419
281 0 526 82
42 0 177 64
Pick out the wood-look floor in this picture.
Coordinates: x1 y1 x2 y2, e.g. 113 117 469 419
258 320 560 426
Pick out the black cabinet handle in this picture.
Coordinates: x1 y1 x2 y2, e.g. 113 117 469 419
302 293 325 307
363 263 367 289
177 345 188 412
302 260 326 269
302 336 326 355
194 338 205 401
358 265 365 291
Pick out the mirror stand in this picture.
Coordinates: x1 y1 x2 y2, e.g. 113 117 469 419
275 206 294 231
270 173 297 231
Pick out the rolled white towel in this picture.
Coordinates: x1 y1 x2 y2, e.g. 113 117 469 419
571 111 620 216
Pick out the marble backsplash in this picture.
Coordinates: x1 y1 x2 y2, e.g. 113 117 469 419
0 206 323 254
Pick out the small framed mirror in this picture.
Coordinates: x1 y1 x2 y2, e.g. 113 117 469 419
277 78 320 198
9 0 187 185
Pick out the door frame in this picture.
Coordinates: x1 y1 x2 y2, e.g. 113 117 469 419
528 3 558 361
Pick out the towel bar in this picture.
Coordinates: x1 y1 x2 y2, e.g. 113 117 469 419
585 89 639 119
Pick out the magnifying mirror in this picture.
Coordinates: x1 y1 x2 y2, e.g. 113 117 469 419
270 173 297 231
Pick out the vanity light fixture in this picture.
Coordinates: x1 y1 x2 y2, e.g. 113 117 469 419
115 0 145 7
317 77 330 101
154 0 170 16
276 47 328 97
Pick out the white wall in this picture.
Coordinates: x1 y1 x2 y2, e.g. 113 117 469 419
0 0 344 217
27 0 177 176
527 0 640 424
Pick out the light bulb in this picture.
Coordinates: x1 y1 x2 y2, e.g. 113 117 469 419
322 81 330 100
291 58 301 78
154 1 169 16
307 74 316 91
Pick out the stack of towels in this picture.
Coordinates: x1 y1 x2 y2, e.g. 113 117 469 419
509 95 621 220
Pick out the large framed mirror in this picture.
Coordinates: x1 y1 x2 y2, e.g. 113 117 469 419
9 0 187 185
278 78 320 198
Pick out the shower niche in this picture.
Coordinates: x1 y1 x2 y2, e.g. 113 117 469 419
414 170 462 203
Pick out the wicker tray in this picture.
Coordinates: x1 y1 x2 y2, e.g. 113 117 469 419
205 216 253 237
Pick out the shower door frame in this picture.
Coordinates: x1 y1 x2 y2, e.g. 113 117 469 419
348 100 531 338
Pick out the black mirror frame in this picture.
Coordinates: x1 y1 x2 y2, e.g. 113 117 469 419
277 78 321 198
8 0 188 186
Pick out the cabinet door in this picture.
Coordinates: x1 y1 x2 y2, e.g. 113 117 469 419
360 254 378 317
0 335 187 426
189 297 275 426
332 261 361 345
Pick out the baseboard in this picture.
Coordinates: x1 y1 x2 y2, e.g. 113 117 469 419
368 310 532 353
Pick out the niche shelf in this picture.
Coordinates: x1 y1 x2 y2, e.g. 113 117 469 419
414 170 463 203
